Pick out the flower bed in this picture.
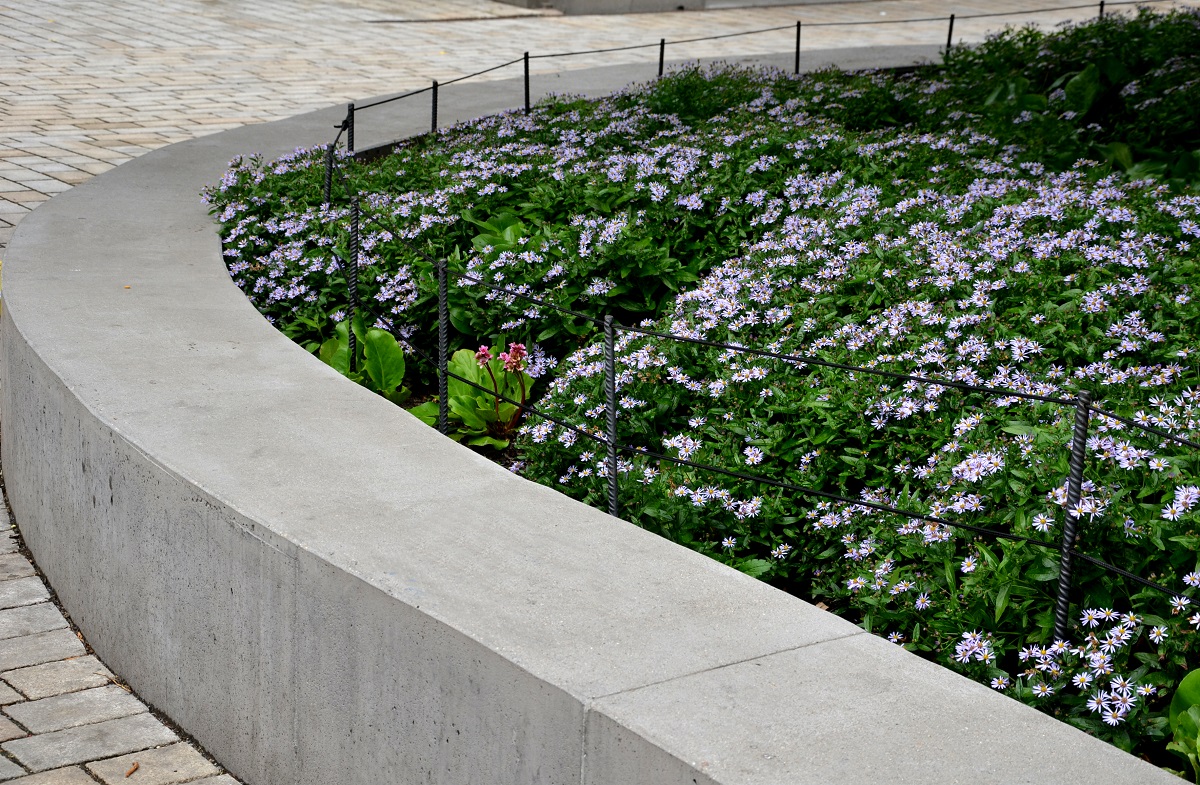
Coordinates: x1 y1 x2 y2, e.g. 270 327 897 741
206 8 1200 770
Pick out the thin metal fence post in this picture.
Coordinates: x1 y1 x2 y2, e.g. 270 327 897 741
346 103 355 155
794 21 802 75
431 80 439 133
946 14 955 55
658 38 665 78
437 259 449 435
524 52 531 115
324 143 334 206
1099 1 1105 18
604 315 619 519
347 195 360 372
1053 390 1092 642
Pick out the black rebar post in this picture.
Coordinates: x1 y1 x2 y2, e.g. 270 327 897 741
431 80 439 134
346 103 355 155
1052 390 1092 643
604 315 619 518
658 38 665 78
794 21 802 75
524 52 531 115
323 143 334 206
347 196 361 372
437 259 449 435
946 14 955 55
1099 1 1105 18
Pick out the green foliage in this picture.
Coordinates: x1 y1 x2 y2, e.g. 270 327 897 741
205 8 1200 767
409 344 534 448
1168 704 1200 783
319 316 411 405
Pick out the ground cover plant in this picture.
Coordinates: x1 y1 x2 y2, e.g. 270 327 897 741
205 8 1200 770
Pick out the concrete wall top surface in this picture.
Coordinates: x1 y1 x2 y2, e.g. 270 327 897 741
0 48 1179 784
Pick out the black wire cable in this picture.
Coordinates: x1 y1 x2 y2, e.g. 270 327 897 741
1068 549 1183 600
617 323 1075 406
357 84 435 111
455 271 606 325
1087 403 1200 452
348 0 1181 117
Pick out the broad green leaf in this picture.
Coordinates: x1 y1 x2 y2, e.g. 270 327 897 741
408 400 440 427
736 558 773 578
1065 63 1101 114
1170 670 1200 732
362 328 407 395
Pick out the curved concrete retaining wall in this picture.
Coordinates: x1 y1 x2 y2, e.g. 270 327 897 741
0 49 1176 784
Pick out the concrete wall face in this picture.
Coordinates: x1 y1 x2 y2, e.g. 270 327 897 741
0 52 1181 785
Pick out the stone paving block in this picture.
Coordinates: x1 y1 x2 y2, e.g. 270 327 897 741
87 743 219 785
5 686 145 734
3 713 178 773
0 630 84 672
2 656 114 700
0 683 24 706
0 556 35 583
0 605 67 642
0 581 47 612
0 540 17 557
0 716 27 744
0 756 27 781
3 768 96 785
188 778 239 785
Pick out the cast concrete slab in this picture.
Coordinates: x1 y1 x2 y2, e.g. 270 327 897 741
2 713 178 773
0 631 85 673
4 769 96 785
0 581 47 612
2 656 115 701
587 633 1179 784
86 743 219 784
0 605 68 642
5 686 146 735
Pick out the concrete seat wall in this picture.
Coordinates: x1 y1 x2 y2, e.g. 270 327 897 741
0 51 1176 784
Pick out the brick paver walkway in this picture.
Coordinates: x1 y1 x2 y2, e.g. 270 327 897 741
1 0 1198 780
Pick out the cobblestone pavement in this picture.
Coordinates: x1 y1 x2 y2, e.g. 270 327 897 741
0 495 237 784
1 0 1199 780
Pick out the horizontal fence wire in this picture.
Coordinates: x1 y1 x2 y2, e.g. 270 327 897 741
346 0 1188 119
455 271 605 325
1086 404 1200 452
410 332 1187 603
617 323 1075 406
1068 549 1182 600
356 84 435 111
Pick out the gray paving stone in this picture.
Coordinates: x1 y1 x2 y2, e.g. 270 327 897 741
0 717 25 745
0 581 46 612
0 605 67 642
2 656 113 700
87 743 218 785
3 768 94 785
0 557 35 583
0 756 27 781
0 683 23 706
0 540 18 557
189 778 239 785
3 713 178 773
0 631 84 673
5 686 144 735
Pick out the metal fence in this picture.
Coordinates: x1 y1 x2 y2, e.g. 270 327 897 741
306 0 1198 642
